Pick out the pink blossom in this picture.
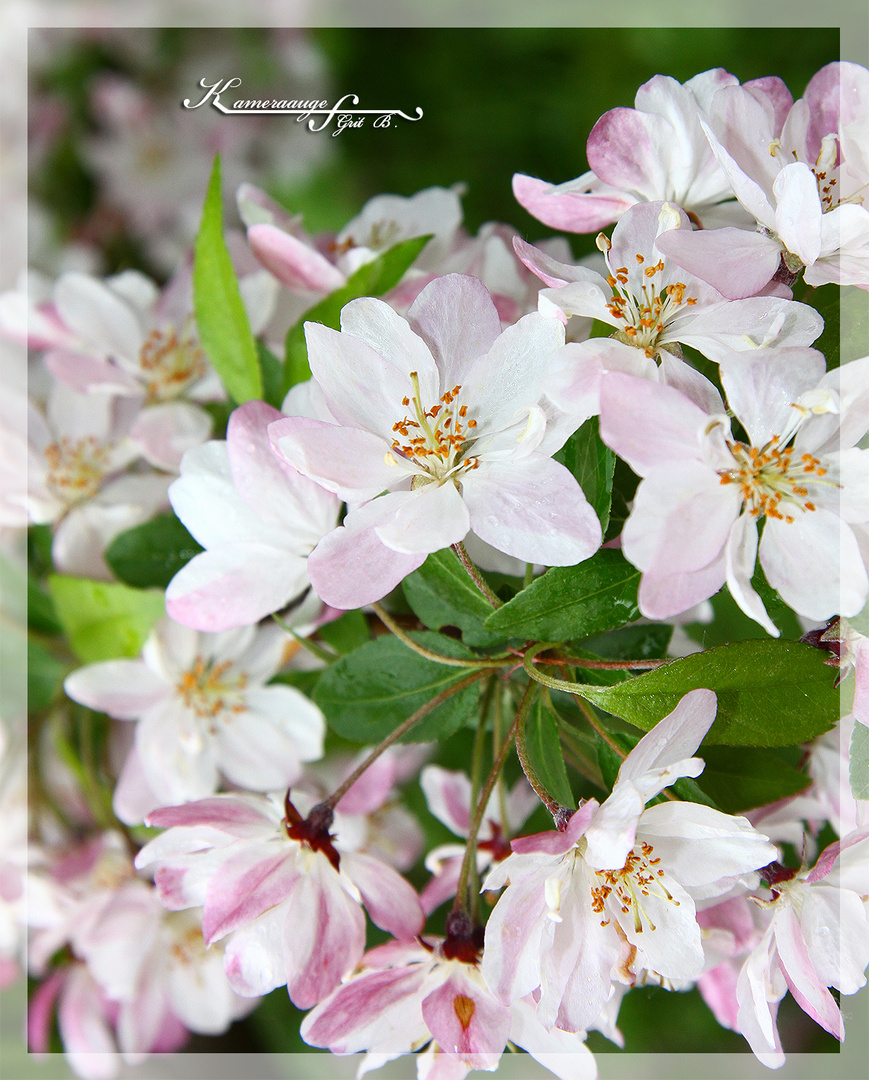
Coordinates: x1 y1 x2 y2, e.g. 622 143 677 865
598 352 869 633
301 932 597 1080
269 274 602 609
735 831 869 1067
517 202 822 364
657 63 869 296
20 380 174 577
513 70 787 234
165 399 340 631
481 691 777 1034
134 791 424 1008
64 618 326 822
241 182 463 301
300 745 428 872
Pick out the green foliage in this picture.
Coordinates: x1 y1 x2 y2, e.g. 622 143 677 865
316 610 371 655
28 575 62 636
402 549 505 648
554 417 616 533
28 639 71 712
282 234 433 394
851 720 869 800
578 624 673 660
695 746 811 813
484 550 640 641
802 283 840 369
684 573 802 647
193 155 263 404
258 341 286 409
313 631 483 743
521 696 575 810
577 641 838 747
48 576 165 663
104 513 203 590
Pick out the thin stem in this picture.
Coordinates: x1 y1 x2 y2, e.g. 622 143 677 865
522 642 580 693
575 696 626 760
322 669 488 811
452 540 502 608
467 681 495 921
271 614 337 664
371 602 508 668
493 685 510 842
452 679 538 914
524 562 534 589
532 654 668 671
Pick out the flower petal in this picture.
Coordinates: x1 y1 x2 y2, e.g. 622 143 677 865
462 456 600 566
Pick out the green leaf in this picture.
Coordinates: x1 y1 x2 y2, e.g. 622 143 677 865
28 575 62 636
555 417 615 533
694 746 810 813
803 282 840 369
258 341 286 409
402 549 504 648
578 624 672 661
104 513 203 589
576 640 838 747
282 234 433 393
604 456 639 544
851 720 869 800
684 566 802 648
28 639 71 711
595 731 635 791
316 610 371 655
484 550 640 641
193 155 262 403
522 697 575 809
313 631 482 743
48 576 165 663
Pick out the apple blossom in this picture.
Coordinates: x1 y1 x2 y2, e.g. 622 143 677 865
516 202 823 365
656 62 869 296
512 70 787 235
269 273 602 608
301 933 597 1080
63 618 326 823
419 765 538 914
481 690 777 1034
241 182 463 297
598 352 869 633
735 830 869 1067
134 791 424 1007
165 399 341 631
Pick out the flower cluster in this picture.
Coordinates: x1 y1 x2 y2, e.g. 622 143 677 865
5 36 868 1080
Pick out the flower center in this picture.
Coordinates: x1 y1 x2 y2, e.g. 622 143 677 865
44 437 112 505
139 320 207 402
176 657 247 720
597 235 697 358
167 914 208 967
719 436 829 523
390 372 480 482
590 841 677 934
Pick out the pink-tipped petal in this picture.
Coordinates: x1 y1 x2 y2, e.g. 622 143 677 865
247 223 346 292
341 852 424 939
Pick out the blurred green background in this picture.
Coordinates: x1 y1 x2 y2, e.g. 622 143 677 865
33 26 840 273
